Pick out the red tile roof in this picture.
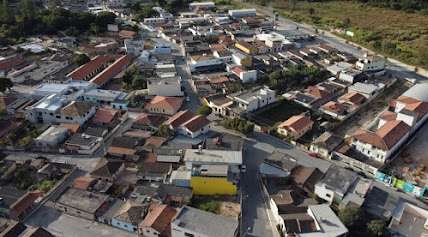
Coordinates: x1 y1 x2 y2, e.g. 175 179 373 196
90 55 132 86
322 101 346 115
379 111 397 121
278 114 313 133
339 92 366 105
9 191 42 219
119 30 137 39
0 55 25 71
181 115 210 132
231 66 244 75
134 113 166 127
72 176 96 190
60 123 80 134
145 96 184 114
140 204 177 237
67 55 113 81
164 110 195 129
353 120 410 150
307 86 330 99
92 107 119 124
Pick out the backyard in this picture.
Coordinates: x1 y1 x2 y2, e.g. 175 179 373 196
249 99 308 127
270 0 428 69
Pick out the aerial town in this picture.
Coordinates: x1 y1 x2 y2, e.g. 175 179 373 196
0 0 427 236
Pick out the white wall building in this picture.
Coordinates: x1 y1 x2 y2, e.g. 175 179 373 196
355 55 385 72
147 76 183 97
228 9 256 18
227 86 276 113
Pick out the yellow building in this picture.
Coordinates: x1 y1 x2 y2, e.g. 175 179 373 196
235 41 257 55
191 176 237 195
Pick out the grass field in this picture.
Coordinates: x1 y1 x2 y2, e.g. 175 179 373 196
271 0 428 69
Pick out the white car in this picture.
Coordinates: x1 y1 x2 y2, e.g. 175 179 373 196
241 165 247 173
186 96 190 102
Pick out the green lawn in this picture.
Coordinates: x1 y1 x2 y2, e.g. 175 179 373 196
271 0 428 69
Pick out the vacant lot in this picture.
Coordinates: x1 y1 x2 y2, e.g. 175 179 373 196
250 100 308 127
272 0 428 69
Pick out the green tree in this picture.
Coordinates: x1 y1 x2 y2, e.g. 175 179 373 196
19 0 35 19
367 219 386 237
38 180 55 193
338 207 361 228
156 124 174 138
0 0 12 23
0 77 13 92
197 105 212 116
73 53 90 66
89 23 100 35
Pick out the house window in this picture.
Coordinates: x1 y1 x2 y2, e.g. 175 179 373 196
326 193 331 198
184 233 194 237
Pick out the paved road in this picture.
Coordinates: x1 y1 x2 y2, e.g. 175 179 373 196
247 3 428 81
241 141 277 237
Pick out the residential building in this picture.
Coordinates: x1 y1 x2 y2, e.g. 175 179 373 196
90 107 122 129
25 97 96 125
82 89 128 109
64 133 103 154
314 166 358 204
112 201 148 233
389 202 428 237
108 136 141 158
145 96 184 115
310 132 344 159
355 54 385 72
171 206 238 237
204 94 233 116
138 204 177 237
352 120 411 163
189 54 224 72
164 110 210 138
228 8 256 18
227 86 276 115
33 125 69 150
277 114 313 139
189 1 215 11
138 162 172 182
8 191 43 221
133 113 167 133
90 54 132 87
90 158 125 182
55 188 109 220
229 66 257 83
67 55 113 81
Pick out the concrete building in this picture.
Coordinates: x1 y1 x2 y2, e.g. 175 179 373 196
314 166 358 204
389 202 428 237
227 86 276 115
82 89 128 109
171 206 238 237
55 188 109 220
112 201 148 233
228 8 256 18
139 204 177 237
355 55 385 72
34 125 69 150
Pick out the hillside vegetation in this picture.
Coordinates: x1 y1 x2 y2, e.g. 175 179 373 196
270 0 428 69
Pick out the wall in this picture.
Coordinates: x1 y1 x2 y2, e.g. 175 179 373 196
55 203 94 220
190 176 237 195
112 218 137 232
147 80 183 97
314 183 335 203
140 227 161 237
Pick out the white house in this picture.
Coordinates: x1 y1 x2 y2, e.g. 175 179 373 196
314 166 358 204
189 54 223 72
355 55 385 72
164 110 210 138
34 125 69 150
227 86 276 114
111 201 147 233
229 66 257 83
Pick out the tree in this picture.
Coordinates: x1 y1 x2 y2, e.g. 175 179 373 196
0 0 12 23
0 77 13 92
338 207 361 228
241 56 252 69
73 53 90 66
19 0 35 19
89 23 100 35
156 124 174 138
367 220 385 237
309 8 315 15
197 105 212 116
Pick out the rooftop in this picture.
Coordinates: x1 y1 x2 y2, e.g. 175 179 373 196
172 206 238 237
184 149 242 165
317 166 358 196
56 188 109 214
